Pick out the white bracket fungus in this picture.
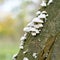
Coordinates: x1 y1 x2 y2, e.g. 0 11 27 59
23 57 29 60
23 49 28 54
30 27 39 34
19 45 24 49
32 53 37 58
42 11 48 17
13 0 53 59
31 32 36 36
19 34 27 50
12 54 17 60
24 33 27 37
40 1 46 7
23 27 30 32
46 14 48 17
38 13 46 19
38 29 41 32
42 11 47 14
32 17 44 23
20 41 24 46
47 0 53 5
19 37 25 49
19 0 50 50
38 24 43 27
36 11 41 15
33 25 40 29
20 36 26 41
33 24 43 29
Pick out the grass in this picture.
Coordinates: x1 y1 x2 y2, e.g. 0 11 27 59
0 41 19 60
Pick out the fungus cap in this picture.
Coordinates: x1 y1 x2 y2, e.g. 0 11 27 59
32 17 44 23
23 49 28 54
47 0 53 5
42 11 47 14
12 54 17 60
36 11 41 15
32 53 37 58
19 45 24 49
20 36 26 41
39 24 43 27
23 27 30 32
31 32 36 36
40 1 46 7
23 57 29 60
38 13 46 19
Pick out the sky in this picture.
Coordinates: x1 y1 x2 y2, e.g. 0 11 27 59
0 0 22 20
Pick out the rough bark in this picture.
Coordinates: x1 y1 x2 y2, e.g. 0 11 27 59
16 0 60 60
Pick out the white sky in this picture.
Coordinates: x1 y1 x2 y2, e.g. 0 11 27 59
0 0 22 20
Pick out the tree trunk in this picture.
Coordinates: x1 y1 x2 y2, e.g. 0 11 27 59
15 0 60 60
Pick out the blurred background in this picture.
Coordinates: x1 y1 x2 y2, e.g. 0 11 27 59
0 0 41 60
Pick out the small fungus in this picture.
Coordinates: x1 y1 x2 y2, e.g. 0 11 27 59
47 0 53 5
24 33 27 37
32 17 44 23
12 54 18 60
38 13 46 19
23 27 31 32
20 36 26 41
23 57 29 60
36 11 41 15
31 32 36 36
38 24 43 27
23 49 28 54
40 1 46 7
42 11 47 14
20 41 24 46
19 45 24 49
32 53 37 58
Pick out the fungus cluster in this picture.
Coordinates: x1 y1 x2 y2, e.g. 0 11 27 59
13 0 53 60
23 10 48 36
32 53 37 58
23 57 29 60
19 33 27 49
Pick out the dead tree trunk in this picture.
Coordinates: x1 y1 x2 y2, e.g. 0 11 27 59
13 0 60 60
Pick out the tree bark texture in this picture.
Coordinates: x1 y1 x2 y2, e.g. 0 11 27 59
16 0 60 60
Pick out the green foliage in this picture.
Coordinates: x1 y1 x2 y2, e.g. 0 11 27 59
0 42 19 60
